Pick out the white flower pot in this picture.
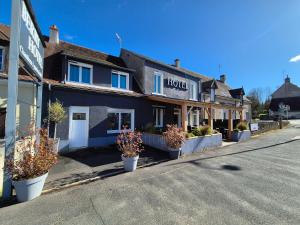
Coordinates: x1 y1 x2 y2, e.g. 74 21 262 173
121 155 139 172
12 173 48 202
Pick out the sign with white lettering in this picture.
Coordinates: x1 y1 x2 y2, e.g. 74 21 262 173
165 77 187 90
19 0 44 78
250 123 259 131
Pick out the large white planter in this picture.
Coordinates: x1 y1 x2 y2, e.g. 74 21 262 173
12 173 48 202
121 155 139 172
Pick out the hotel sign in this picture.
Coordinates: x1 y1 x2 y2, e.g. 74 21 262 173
165 77 187 90
19 0 44 78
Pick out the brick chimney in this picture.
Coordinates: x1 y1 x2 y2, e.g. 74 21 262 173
49 25 59 44
174 59 180 68
220 74 226 83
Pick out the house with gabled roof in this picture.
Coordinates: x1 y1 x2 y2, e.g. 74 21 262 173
270 76 300 119
39 25 251 153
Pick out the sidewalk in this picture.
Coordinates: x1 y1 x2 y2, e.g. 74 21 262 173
44 146 169 192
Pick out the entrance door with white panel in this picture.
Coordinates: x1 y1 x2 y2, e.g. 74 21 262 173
69 106 89 148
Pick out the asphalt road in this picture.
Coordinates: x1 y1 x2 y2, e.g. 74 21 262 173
0 122 300 225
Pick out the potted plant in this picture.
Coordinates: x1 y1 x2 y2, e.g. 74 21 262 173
6 127 58 202
163 124 185 159
232 121 251 142
117 128 144 172
48 100 66 152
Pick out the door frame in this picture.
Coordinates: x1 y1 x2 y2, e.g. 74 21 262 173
69 106 89 148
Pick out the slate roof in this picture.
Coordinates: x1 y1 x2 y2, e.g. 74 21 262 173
0 24 10 42
271 81 300 99
121 49 249 101
44 37 132 72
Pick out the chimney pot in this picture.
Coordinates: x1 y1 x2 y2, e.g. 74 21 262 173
49 25 59 44
220 74 226 83
175 59 180 68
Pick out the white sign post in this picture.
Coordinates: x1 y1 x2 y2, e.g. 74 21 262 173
2 0 44 199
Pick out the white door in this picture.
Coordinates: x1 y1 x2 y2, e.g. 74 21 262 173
69 106 89 148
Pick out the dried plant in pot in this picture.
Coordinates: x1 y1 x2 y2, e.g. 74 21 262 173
6 127 58 202
163 124 185 159
116 127 144 172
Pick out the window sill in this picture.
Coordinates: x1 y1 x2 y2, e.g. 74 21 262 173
107 129 133 134
152 93 166 97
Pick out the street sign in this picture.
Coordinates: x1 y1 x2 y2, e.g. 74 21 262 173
250 123 259 131
19 0 44 78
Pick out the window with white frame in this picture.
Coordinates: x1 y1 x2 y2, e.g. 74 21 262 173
67 61 93 84
107 108 134 133
111 71 129 90
153 107 164 127
189 80 197 100
153 72 163 94
210 88 216 102
0 47 4 71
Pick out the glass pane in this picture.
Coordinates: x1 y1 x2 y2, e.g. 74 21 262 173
82 67 91 84
72 113 86 120
121 113 131 129
69 64 80 82
120 75 127 89
157 109 161 126
157 75 161 93
112 73 118 88
108 113 119 130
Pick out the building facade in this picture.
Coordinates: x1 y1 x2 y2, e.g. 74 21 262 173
42 26 251 153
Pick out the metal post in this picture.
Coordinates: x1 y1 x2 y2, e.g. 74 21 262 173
36 81 43 128
3 0 22 199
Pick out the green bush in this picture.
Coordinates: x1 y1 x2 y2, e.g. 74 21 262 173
199 125 212 136
236 122 248 131
191 128 202 136
186 132 195 139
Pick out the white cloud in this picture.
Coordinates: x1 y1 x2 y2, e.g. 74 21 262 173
289 54 300 63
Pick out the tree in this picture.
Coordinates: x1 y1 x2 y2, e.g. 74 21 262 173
48 100 66 139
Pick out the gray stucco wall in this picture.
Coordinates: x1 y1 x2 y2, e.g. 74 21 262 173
144 61 200 100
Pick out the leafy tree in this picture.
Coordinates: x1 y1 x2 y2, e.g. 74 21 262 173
48 100 66 139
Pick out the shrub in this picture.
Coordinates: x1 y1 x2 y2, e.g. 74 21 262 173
236 122 248 131
191 128 201 136
6 127 58 181
117 128 144 158
48 100 66 139
199 125 212 136
163 124 185 149
186 132 195 139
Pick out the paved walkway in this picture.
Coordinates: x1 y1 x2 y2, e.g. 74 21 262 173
0 124 300 225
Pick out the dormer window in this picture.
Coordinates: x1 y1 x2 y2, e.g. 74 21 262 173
0 47 4 71
153 72 163 95
67 61 93 84
210 88 216 102
111 71 129 90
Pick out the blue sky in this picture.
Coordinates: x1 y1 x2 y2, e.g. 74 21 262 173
1 0 300 97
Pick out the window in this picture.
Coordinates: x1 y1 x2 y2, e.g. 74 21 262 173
153 72 163 94
68 61 92 84
0 47 4 71
107 109 134 133
111 71 129 90
210 88 215 102
153 107 164 127
72 113 86 120
189 80 197 100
